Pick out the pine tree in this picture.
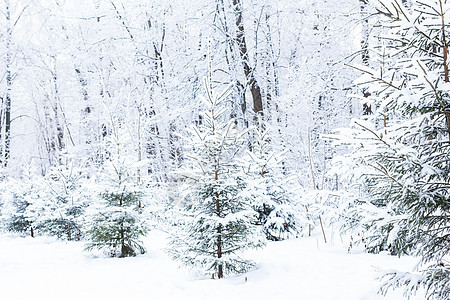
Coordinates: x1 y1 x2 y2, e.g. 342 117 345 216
2 164 49 237
25 153 89 241
84 129 148 257
333 0 450 298
169 80 265 279
245 122 303 241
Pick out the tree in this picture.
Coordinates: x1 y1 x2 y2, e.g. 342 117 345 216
84 128 148 257
333 0 450 298
0 1 29 167
245 122 304 241
1 163 49 237
169 80 264 279
38 153 88 241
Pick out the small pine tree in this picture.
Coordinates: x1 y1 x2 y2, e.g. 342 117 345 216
37 153 88 240
84 128 148 257
2 164 49 237
169 80 265 279
245 123 303 241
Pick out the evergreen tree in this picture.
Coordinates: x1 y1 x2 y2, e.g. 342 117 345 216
37 153 88 241
1 157 89 240
1 164 49 237
333 0 450 298
169 80 265 279
245 123 304 241
84 130 148 257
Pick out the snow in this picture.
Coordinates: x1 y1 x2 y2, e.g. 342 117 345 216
0 231 425 300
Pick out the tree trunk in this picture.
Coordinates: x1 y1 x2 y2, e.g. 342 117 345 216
74 67 89 103
440 5 450 141
263 12 280 123
232 0 263 117
3 3 12 167
212 94 223 278
360 0 372 116
2 1 28 166
49 70 71 154
120 220 125 257
215 156 223 278
216 203 223 279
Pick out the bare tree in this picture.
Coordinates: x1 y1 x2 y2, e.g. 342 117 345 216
0 1 27 166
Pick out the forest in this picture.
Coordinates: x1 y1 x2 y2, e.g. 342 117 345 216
0 0 448 299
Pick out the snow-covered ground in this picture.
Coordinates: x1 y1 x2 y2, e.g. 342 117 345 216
0 231 425 300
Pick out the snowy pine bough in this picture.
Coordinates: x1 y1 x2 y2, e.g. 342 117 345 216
331 0 450 298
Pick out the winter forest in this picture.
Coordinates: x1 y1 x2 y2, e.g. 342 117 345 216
0 0 448 299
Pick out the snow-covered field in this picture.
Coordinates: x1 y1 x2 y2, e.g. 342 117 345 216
0 231 425 300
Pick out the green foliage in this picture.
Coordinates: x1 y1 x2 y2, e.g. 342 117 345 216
7 216 32 234
253 183 302 241
36 206 85 241
101 191 143 207
37 218 83 241
84 191 148 257
5 195 32 234
333 0 450 298
2 167 49 237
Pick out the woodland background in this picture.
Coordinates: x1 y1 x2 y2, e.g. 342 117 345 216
1 0 448 299
0 0 361 180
